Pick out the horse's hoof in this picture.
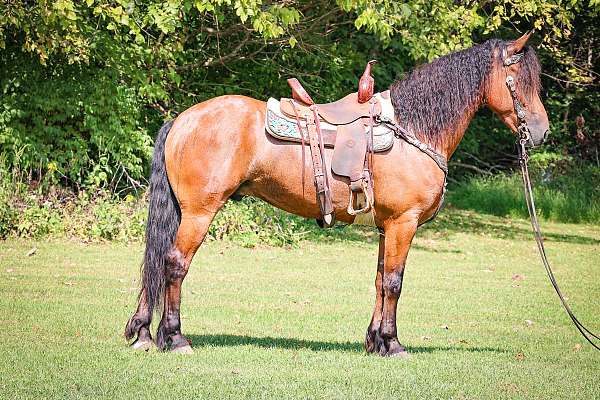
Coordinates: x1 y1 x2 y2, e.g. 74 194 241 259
385 340 410 358
387 349 410 358
131 339 155 352
171 345 194 354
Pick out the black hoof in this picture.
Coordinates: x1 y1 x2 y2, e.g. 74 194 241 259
156 323 191 352
365 328 409 357
126 321 153 352
171 344 194 354
131 338 155 351
384 338 410 358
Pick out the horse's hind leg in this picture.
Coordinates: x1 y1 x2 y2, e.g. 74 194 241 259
155 210 216 353
125 289 154 350
125 211 213 351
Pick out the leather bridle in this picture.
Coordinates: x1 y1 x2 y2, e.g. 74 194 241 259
503 49 534 151
504 51 600 351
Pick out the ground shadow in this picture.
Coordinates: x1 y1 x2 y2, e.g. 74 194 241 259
411 243 463 254
295 208 600 247
187 334 506 354
425 210 600 246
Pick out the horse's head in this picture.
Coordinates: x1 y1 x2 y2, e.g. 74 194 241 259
485 32 549 147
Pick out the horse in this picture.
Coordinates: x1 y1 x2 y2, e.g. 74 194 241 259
124 32 549 356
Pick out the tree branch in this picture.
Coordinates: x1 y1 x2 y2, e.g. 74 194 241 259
449 161 494 175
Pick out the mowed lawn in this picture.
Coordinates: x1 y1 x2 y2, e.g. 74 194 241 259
0 210 599 399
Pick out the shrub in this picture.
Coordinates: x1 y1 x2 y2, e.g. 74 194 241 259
448 158 600 223
0 177 313 247
0 51 156 191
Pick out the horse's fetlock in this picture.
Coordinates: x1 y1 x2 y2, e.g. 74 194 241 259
380 325 396 339
160 313 181 335
134 312 151 326
124 314 150 340
167 316 180 331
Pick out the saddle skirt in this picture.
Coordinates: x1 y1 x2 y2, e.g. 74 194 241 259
265 92 395 153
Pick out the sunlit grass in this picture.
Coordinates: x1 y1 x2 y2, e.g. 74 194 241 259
0 210 599 399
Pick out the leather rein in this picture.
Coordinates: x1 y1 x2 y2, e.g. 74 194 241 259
505 51 600 351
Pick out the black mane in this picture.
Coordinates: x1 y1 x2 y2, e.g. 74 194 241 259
389 39 541 149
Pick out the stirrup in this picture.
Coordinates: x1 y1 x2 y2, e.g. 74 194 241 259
347 180 372 216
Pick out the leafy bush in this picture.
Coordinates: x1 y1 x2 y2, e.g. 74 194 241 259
0 51 156 191
448 157 600 223
210 199 307 247
0 175 314 246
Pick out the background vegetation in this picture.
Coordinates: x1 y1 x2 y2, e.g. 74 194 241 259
1 0 599 240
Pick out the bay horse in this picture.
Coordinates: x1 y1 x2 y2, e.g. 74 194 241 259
125 33 549 356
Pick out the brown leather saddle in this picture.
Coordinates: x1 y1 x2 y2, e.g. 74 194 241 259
277 60 382 228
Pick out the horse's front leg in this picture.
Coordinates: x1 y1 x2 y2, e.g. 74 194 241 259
373 217 417 357
365 232 385 353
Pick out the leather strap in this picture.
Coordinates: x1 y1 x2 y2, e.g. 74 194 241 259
376 115 448 224
502 53 599 350
305 111 334 222
518 137 600 351
312 105 332 196
288 99 307 197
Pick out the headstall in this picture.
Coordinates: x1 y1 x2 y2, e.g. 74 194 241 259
502 50 533 158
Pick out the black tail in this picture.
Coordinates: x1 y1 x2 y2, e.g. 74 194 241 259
141 120 180 315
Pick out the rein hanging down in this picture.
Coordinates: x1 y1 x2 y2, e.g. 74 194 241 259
506 53 600 351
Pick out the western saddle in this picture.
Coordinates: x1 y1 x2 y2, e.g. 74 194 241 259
277 60 382 228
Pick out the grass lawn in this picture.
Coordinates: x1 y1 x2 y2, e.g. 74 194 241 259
0 210 598 399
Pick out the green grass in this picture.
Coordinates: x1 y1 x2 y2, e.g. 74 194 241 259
0 210 599 399
448 169 600 223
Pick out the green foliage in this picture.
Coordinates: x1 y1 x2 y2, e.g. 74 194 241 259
210 199 307 247
0 162 17 237
448 159 600 223
0 50 154 190
0 189 147 242
0 173 315 245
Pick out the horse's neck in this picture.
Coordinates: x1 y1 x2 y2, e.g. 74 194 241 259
439 97 483 160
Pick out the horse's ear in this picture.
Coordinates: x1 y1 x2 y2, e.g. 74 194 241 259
508 31 533 55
